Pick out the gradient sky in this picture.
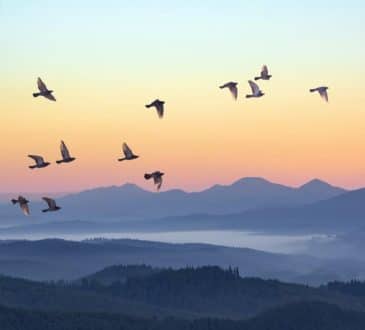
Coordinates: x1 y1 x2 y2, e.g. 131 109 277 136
2 0 365 193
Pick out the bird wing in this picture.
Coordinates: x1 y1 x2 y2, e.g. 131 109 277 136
28 155 44 166
44 93 56 101
261 65 269 76
60 141 71 159
319 89 329 102
248 80 260 94
20 203 30 216
228 84 238 100
155 103 164 118
42 197 56 209
37 77 48 92
154 175 163 190
123 143 134 158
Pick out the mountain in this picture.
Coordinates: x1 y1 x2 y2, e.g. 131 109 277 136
0 177 347 224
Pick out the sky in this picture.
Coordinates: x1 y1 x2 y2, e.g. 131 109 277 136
1 0 365 193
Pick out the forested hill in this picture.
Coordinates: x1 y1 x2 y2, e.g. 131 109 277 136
1 301 365 330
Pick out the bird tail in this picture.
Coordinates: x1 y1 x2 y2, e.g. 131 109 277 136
56 160 63 164
144 173 152 180
11 199 18 205
246 95 254 98
28 165 37 169
118 158 126 162
219 85 225 89
33 93 41 97
254 77 261 81
309 89 316 93
145 104 152 108
42 209 49 213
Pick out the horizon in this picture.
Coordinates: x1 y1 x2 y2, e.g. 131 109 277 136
2 1 365 193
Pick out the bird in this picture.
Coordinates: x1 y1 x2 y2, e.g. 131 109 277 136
145 99 165 118
11 196 30 216
56 141 76 164
310 86 329 102
28 155 50 169
33 77 56 101
42 197 61 212
118 143 139 161
144 171 164 190
254 65 272 81
219 82 238 100
246 80 264 98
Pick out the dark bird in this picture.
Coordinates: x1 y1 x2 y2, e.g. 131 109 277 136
219 82 238 100
118 143 139 161
11 196 30 216
33 77 56 101
145 99 165 118
254 65 272 81
310 86 329 102
42 197 61 212
144 171 164 190
28 155 50 169
246 80 264 98
56 141 76 164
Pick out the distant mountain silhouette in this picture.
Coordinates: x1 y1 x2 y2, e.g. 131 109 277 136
0 177 346 224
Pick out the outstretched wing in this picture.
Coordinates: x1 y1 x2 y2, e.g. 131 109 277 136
261 65 269 76
248 80 260 94
28 155 44 166
42 197 56 209
123 143 134 158
228 84 238 100
60 141 71 159
153 174 163 190
21 203 30 216
319 89 329 102
155 103 164 118
37 77 48 92
44 93 56 101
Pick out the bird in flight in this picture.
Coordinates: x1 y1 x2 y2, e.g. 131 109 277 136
118 143 139 161
145 99 165 118
28 155 50 169
219 82 238 100
246 80 264 98
254 65 272 81
42 197 61 212
11 196 30 216
310 86 329 102
144 171 164 190
56 141 76 164
33 77 56 101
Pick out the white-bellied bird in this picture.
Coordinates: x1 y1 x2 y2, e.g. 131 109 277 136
11 196 30 216
33 77 56 101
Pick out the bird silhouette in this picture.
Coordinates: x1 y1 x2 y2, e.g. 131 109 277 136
145 99 165 118
219 82 238 100
254 65 272 81
246 80 264 98
144 171 164 190
42 197 61 212
56 141 76 164
28 155 50 169
118 143 139 161
310 86 329 102
11 196 30 216
33 77 56 101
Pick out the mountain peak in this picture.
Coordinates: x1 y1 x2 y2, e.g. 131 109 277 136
232 177 272 186
299 179 345 192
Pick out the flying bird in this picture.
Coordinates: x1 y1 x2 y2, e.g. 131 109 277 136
11 196 30 216
28 155 50 169
145 99 165 118
144 171 164 190
33 77 56 101
310 86 329 102
56 141 76 164
42 197 61 212
118 143 139 161
254 65 272 81
219 82 238 100
246 80 264 98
